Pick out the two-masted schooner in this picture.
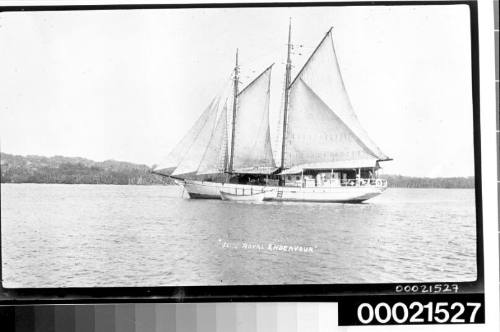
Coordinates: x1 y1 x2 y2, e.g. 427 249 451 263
154 23 391 203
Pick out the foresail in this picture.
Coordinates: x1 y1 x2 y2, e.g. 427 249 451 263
171 98 222 176
197 102 229 175
232 65 276 174
154 98 217 175
285 29 388 169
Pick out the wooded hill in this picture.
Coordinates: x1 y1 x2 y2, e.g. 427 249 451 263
0 152 172 185
0 153 474 188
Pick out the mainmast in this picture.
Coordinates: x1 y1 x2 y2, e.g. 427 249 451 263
228 48 239 174
279 19 292 184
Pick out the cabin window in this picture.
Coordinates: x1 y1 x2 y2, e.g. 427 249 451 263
287 176 292 180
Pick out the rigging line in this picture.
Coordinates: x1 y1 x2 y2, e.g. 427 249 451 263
238 64 274 96
289 27 333 88
238 46 286 68
150 171 185 182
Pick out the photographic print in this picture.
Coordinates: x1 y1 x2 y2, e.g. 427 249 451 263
0 3 479 289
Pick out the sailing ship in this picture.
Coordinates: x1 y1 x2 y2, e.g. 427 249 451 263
154 22 391 203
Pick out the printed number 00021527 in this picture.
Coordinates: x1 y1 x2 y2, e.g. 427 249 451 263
357 302 482 325
395 284 459 293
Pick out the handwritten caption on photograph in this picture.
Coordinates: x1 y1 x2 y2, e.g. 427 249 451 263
218 239 316 253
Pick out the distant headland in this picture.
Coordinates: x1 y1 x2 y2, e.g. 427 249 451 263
0 152 172 185
0 153 474 188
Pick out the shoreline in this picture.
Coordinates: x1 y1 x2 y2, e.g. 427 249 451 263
0 182 475 189
1 152 475 189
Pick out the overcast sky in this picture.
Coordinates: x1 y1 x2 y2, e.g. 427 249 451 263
0 4 475 177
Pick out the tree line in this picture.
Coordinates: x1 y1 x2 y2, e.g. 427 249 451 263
1 153 474 188
0 153 171 185
382 174 474 189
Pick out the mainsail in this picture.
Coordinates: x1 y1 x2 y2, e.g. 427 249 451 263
232 65 276 174
283 28 389 170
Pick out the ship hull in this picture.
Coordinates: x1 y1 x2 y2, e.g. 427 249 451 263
180 180 386 203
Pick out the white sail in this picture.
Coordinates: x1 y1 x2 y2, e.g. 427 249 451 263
197 102 229 175
157 26 390 203
154 97 218 175
284 29 388 169
171 98 221 176
232 65 277 174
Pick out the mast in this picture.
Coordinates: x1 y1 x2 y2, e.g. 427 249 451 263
228 48 239 174
279 19 292 184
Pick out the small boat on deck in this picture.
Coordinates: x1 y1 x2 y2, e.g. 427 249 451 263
220 190 267 202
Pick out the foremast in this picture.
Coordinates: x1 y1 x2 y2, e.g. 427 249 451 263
279 19 292 185
227 49 240 175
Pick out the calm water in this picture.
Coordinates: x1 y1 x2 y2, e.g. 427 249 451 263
1 184 477 287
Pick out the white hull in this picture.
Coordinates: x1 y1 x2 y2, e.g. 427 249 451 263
180 180 386 203
220 190 267 202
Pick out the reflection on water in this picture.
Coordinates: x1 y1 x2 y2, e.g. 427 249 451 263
1 184 476 287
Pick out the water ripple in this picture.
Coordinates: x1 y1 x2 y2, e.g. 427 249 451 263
1 184 477 287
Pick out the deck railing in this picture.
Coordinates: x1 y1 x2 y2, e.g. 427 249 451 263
288 178 388 188
340 178 387 187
